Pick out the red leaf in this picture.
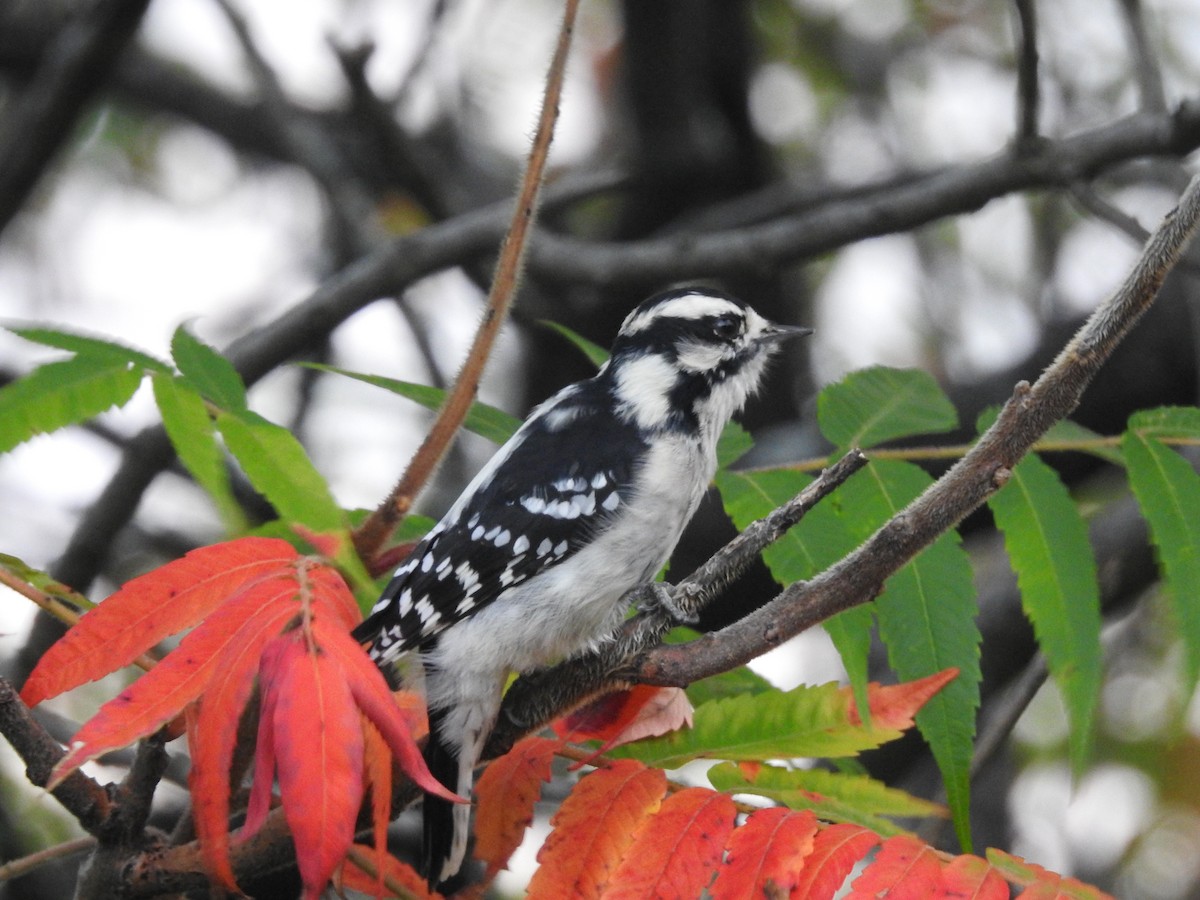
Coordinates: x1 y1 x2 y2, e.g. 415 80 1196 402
711 807 818 899
242 635 290 840
315 617 458 801
303 560 362 631
268 632 365 900
527 760 666 900
601 787 736 900
190 600 298 891
791 823 881 900
557 686 693 761
48 573 303 785
341 845 441 899
851 669 960 730
473 736 560 881
846 834 943 900
934 854 1010 900
22 536 298 706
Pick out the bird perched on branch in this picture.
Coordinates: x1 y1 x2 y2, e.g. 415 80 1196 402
353 286 810 885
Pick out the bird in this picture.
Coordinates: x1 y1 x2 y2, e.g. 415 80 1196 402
352 286 811 885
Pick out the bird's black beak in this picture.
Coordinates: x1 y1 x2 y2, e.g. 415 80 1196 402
759 322 813 343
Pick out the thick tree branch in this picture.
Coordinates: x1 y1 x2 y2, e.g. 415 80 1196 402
37 97 1200 624
637 174 1200 685
524 102 1200 286
0 678 114 837
478 174 1200 760
0 0 152 240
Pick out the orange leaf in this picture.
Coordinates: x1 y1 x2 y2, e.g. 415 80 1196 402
22 536 298 706
851 668 960 730
49 574 304 785
473 736 560 882
527 760 666 900
601 787 736 900
934 854 1010 900
341 845 440 900
791 823 880 900
189 601 299 892
711 807 818 899
267 632 365 900
315 617 458 802
846 834 944 900
363 719 393 899
986 849 1114 900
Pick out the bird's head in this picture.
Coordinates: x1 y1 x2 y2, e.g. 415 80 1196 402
606 287 811 437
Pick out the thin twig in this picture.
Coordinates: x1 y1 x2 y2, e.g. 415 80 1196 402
486 450 868 758
0 569 158 672
0 836 96 884
1011 0 1041 149
1117 0 1167 113
352 0 583 563
212 0 376 256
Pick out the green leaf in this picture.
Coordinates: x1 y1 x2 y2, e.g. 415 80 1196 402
151 373 246 533
540 320 608 368
7 326 170 374
171 326 246 411
302 364 521 446
818 366 957 450
0 356 143 454
686 664 775 706
716 421 754 469
1039 418 1124 466
856 460 979 852
0 553 95 611
988 454 1101 773
606 681 911 769
215 409 345 533
708 761 943 835
716 466 875 715
822 606 876 721
1123 408 1200 694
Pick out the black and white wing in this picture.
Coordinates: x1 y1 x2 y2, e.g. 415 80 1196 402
354 385 646 662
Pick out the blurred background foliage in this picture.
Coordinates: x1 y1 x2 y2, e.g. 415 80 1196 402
1 0 1200 896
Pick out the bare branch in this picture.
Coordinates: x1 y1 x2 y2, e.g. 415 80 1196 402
1011 0 1041 149
637 174 1200 685
0 678 114 837
42 98 1200 599
0 0 152 240
1117 0 1167 113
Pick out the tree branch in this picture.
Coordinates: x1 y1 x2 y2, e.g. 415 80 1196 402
0 0 152 240
484 449 868 760
0 678 114 837
637 174 1200 685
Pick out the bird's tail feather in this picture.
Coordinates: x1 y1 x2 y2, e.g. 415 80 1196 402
422 707 478 890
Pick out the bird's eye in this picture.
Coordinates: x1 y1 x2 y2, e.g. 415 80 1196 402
711 315 742 340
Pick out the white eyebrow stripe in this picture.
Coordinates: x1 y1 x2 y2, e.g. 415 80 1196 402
622 293 741 332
